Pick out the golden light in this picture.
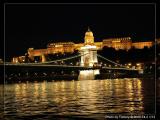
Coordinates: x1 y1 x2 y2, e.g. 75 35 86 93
136 63 140 66
128 63 131 66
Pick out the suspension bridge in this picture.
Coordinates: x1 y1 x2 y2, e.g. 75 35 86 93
3 53 143 72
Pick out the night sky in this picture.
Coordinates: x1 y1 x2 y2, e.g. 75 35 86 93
3 3 156 61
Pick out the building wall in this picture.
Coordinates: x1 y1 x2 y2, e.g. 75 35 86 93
12 56 25 63
102 39 112 48
74 43 84 50
132 42 153 49
28 48 48 57
12 57 19 63
28 42 75 57
94 42 103 50
103 37 132 50
47 42 75 53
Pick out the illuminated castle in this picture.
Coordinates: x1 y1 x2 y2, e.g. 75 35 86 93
12 27 154 63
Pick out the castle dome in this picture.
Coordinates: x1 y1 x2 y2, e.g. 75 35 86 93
85 27 93 36
84 27 94 45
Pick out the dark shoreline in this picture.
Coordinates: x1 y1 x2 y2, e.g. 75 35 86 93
1 73 155 84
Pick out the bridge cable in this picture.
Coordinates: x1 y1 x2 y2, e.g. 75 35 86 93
42 53 89 64
97 54 125 67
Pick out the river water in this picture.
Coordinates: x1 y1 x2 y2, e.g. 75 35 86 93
0 78 157 120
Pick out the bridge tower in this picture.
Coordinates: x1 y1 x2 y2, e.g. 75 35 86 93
80 27 98 67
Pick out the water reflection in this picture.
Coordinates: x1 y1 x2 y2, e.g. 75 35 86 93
78 69 100 80
3 78 154 119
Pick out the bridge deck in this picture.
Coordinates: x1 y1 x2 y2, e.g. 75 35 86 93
0 63 142 71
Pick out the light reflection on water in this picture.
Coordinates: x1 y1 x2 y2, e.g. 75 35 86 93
2 78 155 119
